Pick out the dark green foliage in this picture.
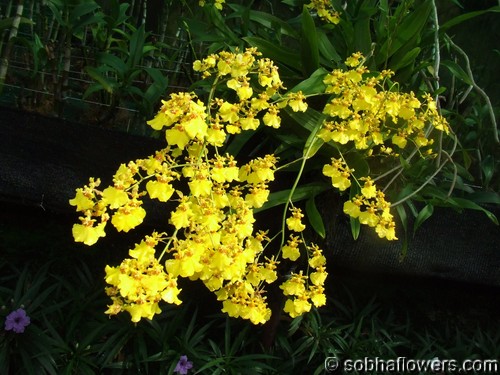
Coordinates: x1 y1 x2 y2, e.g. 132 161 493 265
1 204 499 374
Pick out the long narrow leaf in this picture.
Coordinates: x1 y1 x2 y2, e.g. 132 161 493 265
301 6 319 76
413 203 434 235
306 196 326 238
243 36 302 71
440 6 500 33
255 182 330 212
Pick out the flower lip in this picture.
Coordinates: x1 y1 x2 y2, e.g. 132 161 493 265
4 308 31 333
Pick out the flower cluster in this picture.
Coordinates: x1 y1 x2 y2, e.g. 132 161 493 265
104 233 182 323
281 244 327 318
70 48 450 325
344 178 397 240
70 49 322 324
198 0 225 11
318 53 450 239
307 0 341 24
319 54 449 154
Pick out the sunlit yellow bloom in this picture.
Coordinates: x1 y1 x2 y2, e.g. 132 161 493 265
219 101 239 123
282 244 300 261
124 302 162 323
188 178 212 197
166 127 190 149
250 93 270 111
244 185 269 208
69 188 94 211
170 200 193 229
263 106 281 128
240 115 260 131
310 267 327 286
309 285 327 307
101 186 128 209
345 52 363 67
280 272 307 296
146 180 175 202
376 219 398 240
287 91 308 112
112 205 146 232
308 249 326 269
392 134 408 148
72 220 106 246
323 161 351 191
360 178 377 199
358 209 379 227
286 207 306 232
343 200 361 218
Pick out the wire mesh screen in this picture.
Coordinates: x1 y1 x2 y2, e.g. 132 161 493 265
0 0 196 133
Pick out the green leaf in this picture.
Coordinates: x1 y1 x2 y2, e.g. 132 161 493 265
224 130 257 156
440 59 473 85
466 191 500 205
303 131 324 159
69 2 103 32
316 29 342 66
84 66 115 94
83 82 106 99
97 52 127 74
348 184 360 240
46 2 66 27
445 198 499 225
128 24 146 69
396 204 409 260
344 151 370 178
413 203 434 235
440 6 500 33
353 1 375 55
481 155 495 187
209 5 241 45
244 36 302 71
142 68 169 112
255 182 330 213
69 2 101 23
288 67 328 95
284 106 327 134
376 0 432 65
396 204 408 233
390 47 421 71
227 5 298 37
306 196 326 238
302 108 326 159
301 6 319 76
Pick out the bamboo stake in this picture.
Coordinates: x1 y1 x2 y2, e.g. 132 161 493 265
0 0 24 95
0 0 14 60
141 0 147 26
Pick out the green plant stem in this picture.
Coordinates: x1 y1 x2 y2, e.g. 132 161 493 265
391 133 458 207
444 35 498 144
274 157 304 172
278 135 317 249
431 0 445 168
431 0 441 92
159 228 180 261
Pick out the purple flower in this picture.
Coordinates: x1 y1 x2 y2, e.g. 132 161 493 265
4 308 30 333
174 355 193 375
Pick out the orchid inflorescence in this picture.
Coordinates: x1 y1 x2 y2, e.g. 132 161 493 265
70 48 449 324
